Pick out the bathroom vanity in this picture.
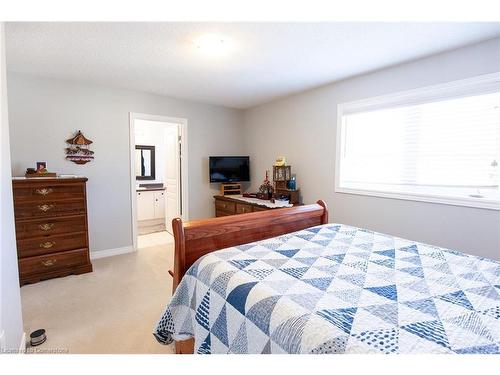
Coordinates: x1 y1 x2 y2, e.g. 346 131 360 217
136 187 165 221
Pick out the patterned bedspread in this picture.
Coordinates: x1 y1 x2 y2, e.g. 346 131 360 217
154 224 500 354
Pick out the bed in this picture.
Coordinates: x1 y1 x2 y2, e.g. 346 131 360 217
154 201 500 354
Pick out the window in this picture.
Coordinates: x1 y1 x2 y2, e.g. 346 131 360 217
336 73 500 210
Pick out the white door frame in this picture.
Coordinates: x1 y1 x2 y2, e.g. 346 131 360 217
129 112 189 250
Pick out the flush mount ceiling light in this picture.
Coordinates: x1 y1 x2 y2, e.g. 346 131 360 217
194 33 232 57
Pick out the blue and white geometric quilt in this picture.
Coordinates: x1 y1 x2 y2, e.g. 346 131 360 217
154 224 500 354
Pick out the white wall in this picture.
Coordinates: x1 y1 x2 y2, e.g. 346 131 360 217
243 37 500 260
7 73 244 254
0 23 24 352
134 119 173 185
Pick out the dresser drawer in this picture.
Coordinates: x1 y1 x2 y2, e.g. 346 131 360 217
236 203 253 214
14 199 86 219
13 183 85 202
215 209 232 217
18 248 89 278
15 215 87 240
17 232 87 258
215 200 236 214
252 205 268 212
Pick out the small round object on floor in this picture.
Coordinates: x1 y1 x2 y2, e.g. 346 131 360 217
30 329 46 346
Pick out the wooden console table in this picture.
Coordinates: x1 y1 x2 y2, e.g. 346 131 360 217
214 195 295 217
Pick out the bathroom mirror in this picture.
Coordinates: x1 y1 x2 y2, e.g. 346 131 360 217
135 145 155 180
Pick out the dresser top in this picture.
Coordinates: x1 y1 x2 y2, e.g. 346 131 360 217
12 176 88 184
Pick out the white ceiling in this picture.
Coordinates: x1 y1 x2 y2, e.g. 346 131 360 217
5 22 500 109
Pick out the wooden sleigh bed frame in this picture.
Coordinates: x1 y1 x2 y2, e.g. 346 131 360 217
168 200 328 354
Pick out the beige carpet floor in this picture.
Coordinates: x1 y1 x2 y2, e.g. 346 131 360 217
21 231 176 354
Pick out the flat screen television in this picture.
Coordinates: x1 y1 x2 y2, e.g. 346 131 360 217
209 156 250 183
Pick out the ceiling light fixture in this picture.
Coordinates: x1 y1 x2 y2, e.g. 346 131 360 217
194 33 231 57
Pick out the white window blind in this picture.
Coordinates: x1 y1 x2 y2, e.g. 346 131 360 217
336 74 500 210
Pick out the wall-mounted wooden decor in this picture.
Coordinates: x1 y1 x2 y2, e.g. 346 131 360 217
65 130 94 164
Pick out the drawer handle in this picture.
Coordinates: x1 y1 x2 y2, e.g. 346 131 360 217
35 188 54 196
39 223 54 231
40 241 56 249
38 204 54 212
41 259 57 267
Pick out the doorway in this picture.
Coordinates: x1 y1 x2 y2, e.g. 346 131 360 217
129 113 188 250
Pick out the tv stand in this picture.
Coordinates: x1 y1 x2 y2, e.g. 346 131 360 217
220 183 241 196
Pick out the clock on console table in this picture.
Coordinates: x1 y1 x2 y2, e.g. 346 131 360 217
273 165 300 204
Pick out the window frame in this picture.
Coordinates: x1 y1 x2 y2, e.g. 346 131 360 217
334 72 500 211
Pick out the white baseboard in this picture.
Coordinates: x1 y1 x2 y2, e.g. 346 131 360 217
0 330 5 352
139 218 164 225
90 246 135 260
19 332 26 354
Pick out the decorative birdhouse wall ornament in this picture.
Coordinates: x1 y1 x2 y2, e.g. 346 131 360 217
65 130 94 164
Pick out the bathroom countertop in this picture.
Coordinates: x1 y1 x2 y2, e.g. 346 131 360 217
136 187 166 192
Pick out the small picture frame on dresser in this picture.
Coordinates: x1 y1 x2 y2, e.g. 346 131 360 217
36 161 47 172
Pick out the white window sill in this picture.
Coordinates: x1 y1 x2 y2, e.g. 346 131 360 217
335 185 500 210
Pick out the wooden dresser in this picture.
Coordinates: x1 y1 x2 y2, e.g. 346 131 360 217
12 177 93 285
214 195 293 217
